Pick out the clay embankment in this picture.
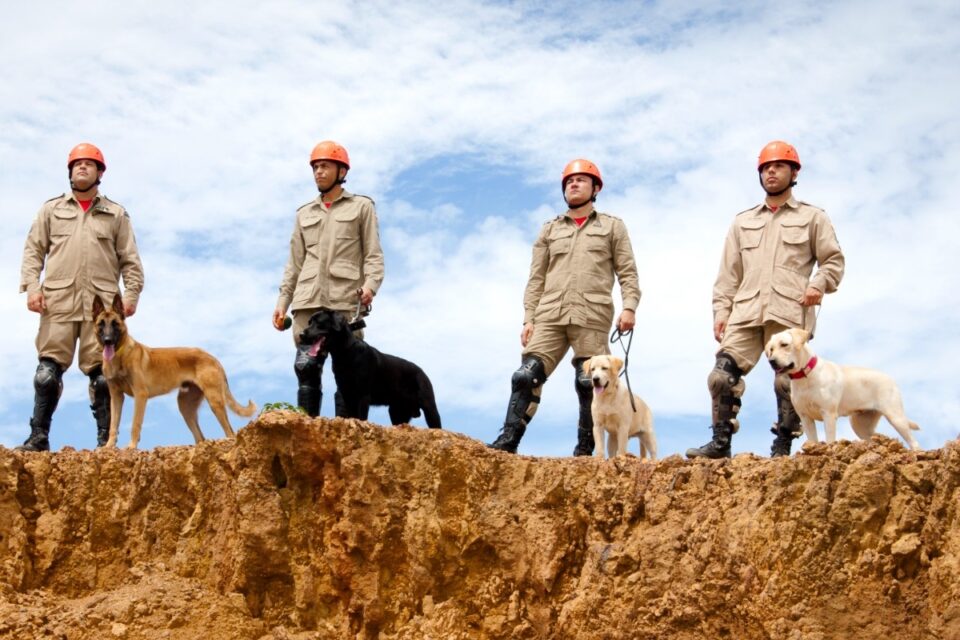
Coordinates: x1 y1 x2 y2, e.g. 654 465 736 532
1 413 958 639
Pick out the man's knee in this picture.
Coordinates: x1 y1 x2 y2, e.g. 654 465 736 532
34 358 63 394
512 357 546 392
294 346 322 385
708 352 743 397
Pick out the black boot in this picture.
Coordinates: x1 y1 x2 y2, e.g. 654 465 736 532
489 357 546 453
770 374 801 457
572 358 594 456
686 353 742 460
17 359 63 452
685 421 733 459
294 344 322 417
88 366 111 447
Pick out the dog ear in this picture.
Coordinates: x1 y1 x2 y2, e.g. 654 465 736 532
611 356 624 373
92 295 105 318
111 293 125 318
792 328 810 345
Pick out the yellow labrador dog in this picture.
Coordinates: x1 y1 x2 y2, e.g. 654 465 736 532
765 328 920 450
583 355 656 460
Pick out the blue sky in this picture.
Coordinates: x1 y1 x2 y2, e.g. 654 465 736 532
1 0 958 458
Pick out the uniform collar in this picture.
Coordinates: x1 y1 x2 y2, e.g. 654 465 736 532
564 207 596 220
762 195 799 213
316 189 353 207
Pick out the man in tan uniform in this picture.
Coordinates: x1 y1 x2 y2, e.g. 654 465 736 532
18 143 145 452
686 141 845 459
273 140 385 417
489 159 641 455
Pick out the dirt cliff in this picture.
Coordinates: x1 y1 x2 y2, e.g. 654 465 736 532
1 412 958 639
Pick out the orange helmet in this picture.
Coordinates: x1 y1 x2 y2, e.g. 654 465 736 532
757 141 800 170
561 159 603 190
68 143 106 171
309 140 350 169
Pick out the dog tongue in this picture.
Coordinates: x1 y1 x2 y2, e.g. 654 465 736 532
593 382 604 395
307 340 322 358
103 344 115 362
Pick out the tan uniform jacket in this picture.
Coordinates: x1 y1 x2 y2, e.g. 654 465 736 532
20 193 145 321
277 190 385 314
523 209 641 332
713 197 844 333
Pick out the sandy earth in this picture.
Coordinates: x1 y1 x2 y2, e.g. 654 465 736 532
2 413 959 639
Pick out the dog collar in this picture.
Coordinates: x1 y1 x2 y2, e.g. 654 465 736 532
789 356 818 379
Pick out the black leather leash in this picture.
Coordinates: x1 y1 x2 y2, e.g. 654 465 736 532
610 326 637 412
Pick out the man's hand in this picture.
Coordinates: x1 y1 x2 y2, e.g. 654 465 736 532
713 320 726 343
272 308 287 331
358 287 374 306
617 309 636 333
801 286 823 307
521 322 534 347
27 292 46 314
124 302 137 318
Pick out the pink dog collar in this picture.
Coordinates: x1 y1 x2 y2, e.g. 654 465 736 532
789 356 818 379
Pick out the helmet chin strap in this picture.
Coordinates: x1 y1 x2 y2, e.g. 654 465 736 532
758 172 797 196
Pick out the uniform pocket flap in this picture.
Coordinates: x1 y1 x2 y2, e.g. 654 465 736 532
91 278 120 293
781 226 809 244
583 291 613 304
299 213 322 228
772 279 804 300
52 208 78 220
330 262 360 279
539 289 563 304
42 277 74 290
733 286 759 302
334 209 359 222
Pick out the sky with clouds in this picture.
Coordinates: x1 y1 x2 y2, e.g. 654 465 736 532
1 0 958 458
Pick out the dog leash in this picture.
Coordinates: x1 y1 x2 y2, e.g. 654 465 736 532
348 289 372 331
609 326 637 413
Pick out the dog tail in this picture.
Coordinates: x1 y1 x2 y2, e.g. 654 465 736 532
226 388 257 417
417 371 442 429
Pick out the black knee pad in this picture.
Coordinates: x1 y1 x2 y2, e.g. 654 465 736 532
88 366 109 398
294 345 322 386
34 359 63 397
512 357 546 392
707 352 742 397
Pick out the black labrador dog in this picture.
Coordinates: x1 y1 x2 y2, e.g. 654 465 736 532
299 308 442 428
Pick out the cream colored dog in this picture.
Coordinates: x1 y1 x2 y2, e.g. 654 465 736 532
582 355 656 460
765 328 920 450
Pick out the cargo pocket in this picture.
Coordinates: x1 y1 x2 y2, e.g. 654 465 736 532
41 277 75 315
329 261 361 302
728 286 760 325
534 289 564 322
769 280 804 326
778 220 812 271
582 290 614 328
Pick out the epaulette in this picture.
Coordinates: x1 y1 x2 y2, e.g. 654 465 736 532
348 193 376 206
296 200 317 212
735 204 764 217
795 200 824 212
44 194 66 204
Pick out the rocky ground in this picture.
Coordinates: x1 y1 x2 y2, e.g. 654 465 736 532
1 412 959 639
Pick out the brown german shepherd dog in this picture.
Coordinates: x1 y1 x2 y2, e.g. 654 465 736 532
93 294 256 448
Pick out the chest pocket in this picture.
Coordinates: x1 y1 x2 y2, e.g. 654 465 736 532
778 219 813 271
334 208 359 240
51 208 78 236
89 211 115 240
300 213 322 246
738 221 765 251
584 225 611 255
548 227 574 255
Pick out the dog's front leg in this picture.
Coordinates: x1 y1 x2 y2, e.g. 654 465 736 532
358 396 372 421
593 422 605 459
128 392 149 449
800 415 818 444
824 413 839 443
105 386 125 448
616 425 629 457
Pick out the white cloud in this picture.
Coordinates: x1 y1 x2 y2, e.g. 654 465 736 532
1 1 958 454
